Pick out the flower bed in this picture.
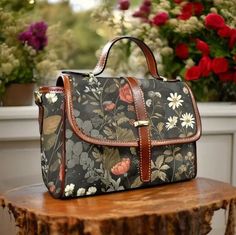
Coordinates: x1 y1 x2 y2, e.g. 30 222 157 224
95 0 236 101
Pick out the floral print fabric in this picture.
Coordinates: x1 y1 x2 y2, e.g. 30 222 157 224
70 73 197 142
38 72 199 198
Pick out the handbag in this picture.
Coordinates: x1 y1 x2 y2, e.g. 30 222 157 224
35 36 201 199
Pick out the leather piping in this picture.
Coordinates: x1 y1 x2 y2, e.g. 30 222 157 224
39 86 64 93
93 36 160 79
125 77 151 182
50 74 201 147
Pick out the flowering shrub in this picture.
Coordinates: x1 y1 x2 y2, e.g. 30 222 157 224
19 21 48 51
95 0 236 101
0 8 67 99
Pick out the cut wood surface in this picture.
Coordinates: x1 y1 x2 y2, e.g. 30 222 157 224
1 178 236 235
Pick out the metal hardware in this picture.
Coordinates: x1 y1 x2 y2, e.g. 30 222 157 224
34 91 42 104
133 120 150 127
160 76 168 81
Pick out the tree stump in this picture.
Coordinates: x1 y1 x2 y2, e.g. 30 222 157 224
1 178 236 235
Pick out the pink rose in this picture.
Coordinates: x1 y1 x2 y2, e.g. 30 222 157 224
119 83 133 103
103 102 116 111
111 158 131 175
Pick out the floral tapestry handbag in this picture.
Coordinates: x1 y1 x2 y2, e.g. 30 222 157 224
35 36 202 199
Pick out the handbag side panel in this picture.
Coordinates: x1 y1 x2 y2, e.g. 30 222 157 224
37 88 66 198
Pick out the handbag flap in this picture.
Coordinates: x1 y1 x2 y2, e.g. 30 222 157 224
58 72 201 147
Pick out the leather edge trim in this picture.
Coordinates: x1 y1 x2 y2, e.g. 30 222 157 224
39 86 64 93
61 74 202 147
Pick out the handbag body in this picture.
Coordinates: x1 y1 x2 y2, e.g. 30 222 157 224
35 36 201 199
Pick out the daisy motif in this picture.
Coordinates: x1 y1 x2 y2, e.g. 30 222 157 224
64 183 75 197
45 93 58 103
167 92 183 110
180 113 195 129
165 116 178 130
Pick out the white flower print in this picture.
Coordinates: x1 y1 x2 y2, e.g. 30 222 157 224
183 87 189 94
86 186 97 195
77 188 86 196
64 183 75 197
167 92 183 110
180 113 195 129
45 93 58 103
155 92 162 98
165 116 178 130
146 99 152 107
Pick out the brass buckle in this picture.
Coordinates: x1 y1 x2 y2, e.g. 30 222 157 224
133 120 149 127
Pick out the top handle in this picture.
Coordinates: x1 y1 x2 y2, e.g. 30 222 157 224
93 36 160 79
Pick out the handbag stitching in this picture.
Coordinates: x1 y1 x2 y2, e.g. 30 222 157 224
56 74 201 147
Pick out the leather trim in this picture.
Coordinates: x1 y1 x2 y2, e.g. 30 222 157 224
58 74 201 147
125 77 151 182
60 96 66 198
39 86 64 93
93 36 160 79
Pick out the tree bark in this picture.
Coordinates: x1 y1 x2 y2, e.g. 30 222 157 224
1 178 236 235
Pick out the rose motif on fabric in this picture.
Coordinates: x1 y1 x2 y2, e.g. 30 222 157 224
111 158 131 175
119 84 133 103
103 101 116 111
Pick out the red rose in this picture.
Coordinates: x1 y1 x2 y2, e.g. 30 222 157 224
132 0 151 19
233 71 236 83
218 72 233 82
175 43 189 59
205 13 225 30
178 2 203 20
185 66 201 81
192 2 204 15
211 57 229 74
178 12 192 20
174 0 183 3
217 26 232 38
119 83 133 103
178 3 193 20
229 29 236 49
199 56 212 77
118 0 130 11
152 12 169 26
196 39 210 55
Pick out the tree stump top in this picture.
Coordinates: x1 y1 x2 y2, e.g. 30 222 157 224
1 178 236 235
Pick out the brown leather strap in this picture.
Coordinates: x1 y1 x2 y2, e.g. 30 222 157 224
54 74 201 147
93 36 160 79
125 77 151 182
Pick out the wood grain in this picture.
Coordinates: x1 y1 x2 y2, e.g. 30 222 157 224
1 178 236 235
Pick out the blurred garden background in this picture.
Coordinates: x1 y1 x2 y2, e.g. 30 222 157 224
0 0 236 102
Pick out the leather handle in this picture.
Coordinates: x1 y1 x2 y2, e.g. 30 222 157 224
93 36 160 79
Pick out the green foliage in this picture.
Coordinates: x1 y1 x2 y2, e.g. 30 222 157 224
0 0 106 99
